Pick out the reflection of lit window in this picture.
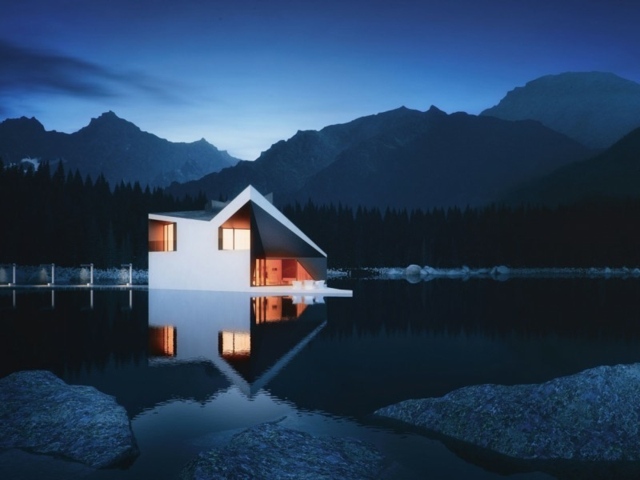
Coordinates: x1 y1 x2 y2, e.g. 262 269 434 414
148 326 177 356
253 296 304 323
149 221 177 252
164 224 176 251
220 331 250 355
220 228 250 250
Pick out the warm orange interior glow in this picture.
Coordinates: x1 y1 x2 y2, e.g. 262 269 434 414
220 228 250 250
219 202 251 250
254 297 283 322
252 259 313 286
149 221 177 252
253 296 307 323
148 325 176 356
220 331 251 355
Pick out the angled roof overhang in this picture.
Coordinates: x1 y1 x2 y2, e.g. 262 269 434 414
215 186 327 258
250 203 324 258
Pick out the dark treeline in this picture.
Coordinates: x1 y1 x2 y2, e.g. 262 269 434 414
0 160 205 268
3 159 640 269
282 198 640 268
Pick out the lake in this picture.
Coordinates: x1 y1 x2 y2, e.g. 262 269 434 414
2 277 640 479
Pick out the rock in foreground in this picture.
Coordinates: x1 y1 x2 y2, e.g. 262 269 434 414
0 370 138 468
180 421 386 480
376 363 640 462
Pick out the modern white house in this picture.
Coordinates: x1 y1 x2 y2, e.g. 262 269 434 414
148 185 338 292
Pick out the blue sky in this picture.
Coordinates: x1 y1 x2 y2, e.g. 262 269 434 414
1 0 639 159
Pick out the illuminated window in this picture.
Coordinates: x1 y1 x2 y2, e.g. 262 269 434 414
148 326 177 357
149 221 177 252
220 228 250 250
220 331 251 355
222 228 234 249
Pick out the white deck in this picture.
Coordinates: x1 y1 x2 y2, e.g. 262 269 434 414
0 284 353 297
245 286 352 297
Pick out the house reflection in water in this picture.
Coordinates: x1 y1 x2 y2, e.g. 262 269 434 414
219 331 250 356
148 290 326 396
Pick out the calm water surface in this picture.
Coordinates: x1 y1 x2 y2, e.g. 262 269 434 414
2 278 640 479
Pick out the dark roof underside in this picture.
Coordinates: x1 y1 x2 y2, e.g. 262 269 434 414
250 202 324 259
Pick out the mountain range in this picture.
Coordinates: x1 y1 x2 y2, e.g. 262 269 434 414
3 71 640 208
167 71 640 208
167 105 593 209
0 111 239 188
287 107 593 209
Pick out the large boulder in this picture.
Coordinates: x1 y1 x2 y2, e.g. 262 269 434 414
180 421 386 480
375 363 640 462
0 370 138 468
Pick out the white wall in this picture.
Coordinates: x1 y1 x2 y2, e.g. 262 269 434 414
149 289 252 361
149 214 251 291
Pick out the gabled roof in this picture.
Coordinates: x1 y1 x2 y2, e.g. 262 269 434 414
215 186 327 257
150 185 327 257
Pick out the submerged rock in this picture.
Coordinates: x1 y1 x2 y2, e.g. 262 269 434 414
375 363 640 462
180 421 386 480
0 370 138 468
490 265 511 276
405 264 422 283
422 265 438 276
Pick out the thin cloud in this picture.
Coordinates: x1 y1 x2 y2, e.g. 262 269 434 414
0 39 184 103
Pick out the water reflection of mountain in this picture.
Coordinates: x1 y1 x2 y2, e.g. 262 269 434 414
326 278 640 340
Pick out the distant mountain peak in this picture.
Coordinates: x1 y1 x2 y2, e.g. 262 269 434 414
1 116 45 132
0 112 240 187
426 105 446 114
528 71 637 87
99 110 119 119
481 71 640 148
80 111 142 138
88 110 131 125
85 110 121 124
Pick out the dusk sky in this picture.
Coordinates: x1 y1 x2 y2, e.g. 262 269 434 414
2 0 639 160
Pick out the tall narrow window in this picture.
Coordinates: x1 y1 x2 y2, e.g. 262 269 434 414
163 223 176 251
148 326 177 357
149 220 177 252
